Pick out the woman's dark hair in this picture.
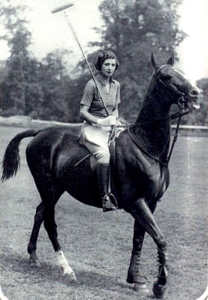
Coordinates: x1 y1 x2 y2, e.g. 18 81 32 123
95 50 119 71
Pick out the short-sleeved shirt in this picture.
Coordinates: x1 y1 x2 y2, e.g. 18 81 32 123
80 74 121 118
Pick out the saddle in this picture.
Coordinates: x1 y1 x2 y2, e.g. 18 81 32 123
74 125 123 170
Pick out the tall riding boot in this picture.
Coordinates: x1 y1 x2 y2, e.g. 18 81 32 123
96 163 118 212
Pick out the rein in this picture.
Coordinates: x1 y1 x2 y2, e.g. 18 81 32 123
127 111 188 167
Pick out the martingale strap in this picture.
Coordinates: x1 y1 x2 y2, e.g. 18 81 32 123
167 114 182 164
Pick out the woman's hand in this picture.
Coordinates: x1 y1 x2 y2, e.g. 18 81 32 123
97 116 117 126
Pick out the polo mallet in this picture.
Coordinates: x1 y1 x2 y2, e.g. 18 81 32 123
52 3 109 116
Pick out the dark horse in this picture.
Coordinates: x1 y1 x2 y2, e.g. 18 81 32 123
1 54 201 298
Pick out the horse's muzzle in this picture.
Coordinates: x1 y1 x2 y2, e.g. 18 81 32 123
189 88 202 111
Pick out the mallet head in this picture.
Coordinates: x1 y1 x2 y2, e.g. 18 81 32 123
51 3 73 14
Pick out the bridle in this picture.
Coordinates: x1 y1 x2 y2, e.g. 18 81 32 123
156 65 189 113
126 65 191 167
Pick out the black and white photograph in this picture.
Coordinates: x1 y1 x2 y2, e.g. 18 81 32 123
0 0 208 299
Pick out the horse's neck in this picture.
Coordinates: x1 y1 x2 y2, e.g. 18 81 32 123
133 78 171 158
136 77 171 122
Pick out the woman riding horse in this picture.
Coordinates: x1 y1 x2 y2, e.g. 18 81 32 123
79 50 121 212
1 53 202 298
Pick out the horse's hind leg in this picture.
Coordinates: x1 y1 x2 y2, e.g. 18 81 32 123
30 180 77 281
43 197 77 281
28 202 45 266
27 183 62 266
27 181 62 265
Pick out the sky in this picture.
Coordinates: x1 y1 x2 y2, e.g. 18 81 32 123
176 0 208 81
1 0 208 81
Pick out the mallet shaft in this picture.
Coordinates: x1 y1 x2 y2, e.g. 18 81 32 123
64 13 110 116
52 5 110 116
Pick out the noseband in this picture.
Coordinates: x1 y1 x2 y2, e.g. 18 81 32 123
156 65 188 112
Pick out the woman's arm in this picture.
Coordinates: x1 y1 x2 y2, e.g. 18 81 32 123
79 105 99 124
79 105 117 126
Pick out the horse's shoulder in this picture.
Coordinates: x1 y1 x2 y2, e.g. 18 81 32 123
116 129 132 148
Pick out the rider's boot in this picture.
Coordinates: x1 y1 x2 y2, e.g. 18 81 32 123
96 163 118 212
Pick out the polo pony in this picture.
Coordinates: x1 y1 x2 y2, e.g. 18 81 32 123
1 53 201 298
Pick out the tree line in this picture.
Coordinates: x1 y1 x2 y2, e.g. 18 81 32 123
0 0 207 125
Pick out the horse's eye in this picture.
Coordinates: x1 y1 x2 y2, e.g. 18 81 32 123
164 75 172 81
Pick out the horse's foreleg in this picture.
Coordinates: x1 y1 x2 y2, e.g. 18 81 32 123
129 199 168 298
127 221 148 292
153 247 168 299
28 202 45 267
127 202 157 292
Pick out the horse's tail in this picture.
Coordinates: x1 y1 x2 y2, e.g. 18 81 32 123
1 129 40 182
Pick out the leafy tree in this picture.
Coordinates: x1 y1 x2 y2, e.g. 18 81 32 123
0 2 73 122
66 51 101 123
0 2 33 115
37 50 72 121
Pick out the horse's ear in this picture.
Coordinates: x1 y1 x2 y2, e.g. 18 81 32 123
167 52 175 66
151 53 159 70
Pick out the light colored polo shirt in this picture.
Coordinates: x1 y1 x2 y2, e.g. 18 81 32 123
80 74 121 117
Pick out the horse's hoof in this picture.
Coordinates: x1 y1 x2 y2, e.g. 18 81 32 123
133 283 149 293
29 258 41 268
63 271 78 283
153 281 166 299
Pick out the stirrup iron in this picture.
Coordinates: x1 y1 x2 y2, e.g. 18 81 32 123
102 193 118 212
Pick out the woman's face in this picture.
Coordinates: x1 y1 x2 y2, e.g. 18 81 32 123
100 58 116 78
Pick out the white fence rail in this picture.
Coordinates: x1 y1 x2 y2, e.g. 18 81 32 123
172 124 208 131
0 116 208 136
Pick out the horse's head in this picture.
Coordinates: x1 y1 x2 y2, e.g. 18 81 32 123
151 53 202 112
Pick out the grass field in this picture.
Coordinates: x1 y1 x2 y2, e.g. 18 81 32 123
0 126 207 300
